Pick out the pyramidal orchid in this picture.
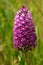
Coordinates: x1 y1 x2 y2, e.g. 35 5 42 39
13 6 37 52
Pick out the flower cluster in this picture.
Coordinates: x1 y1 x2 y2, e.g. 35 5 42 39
13 6 37 51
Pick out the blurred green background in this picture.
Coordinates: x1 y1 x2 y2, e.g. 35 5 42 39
0 0 43 65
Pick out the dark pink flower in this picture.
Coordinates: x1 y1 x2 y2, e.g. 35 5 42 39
13 6 37 51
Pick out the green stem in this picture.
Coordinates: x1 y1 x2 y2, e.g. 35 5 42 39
22 51 32 65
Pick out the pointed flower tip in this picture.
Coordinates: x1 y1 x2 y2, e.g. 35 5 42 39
22 6 25 8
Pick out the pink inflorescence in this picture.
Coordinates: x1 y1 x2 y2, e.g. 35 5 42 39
13 6 37 51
